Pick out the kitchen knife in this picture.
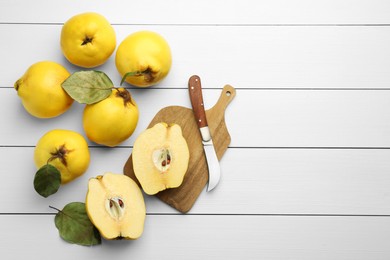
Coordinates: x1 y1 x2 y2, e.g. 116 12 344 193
188 75 221 192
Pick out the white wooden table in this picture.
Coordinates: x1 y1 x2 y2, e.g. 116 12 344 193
1 1 390 259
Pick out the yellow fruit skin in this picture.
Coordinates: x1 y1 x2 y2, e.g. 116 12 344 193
115 30 172 87
34 129 90 184
60 12 116 68
83 88 139 147
14 61 73 118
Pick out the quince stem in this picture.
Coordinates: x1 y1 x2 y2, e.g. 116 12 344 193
120 72 139 86
49 205 61 212
120 68 153 86
49 205 76 221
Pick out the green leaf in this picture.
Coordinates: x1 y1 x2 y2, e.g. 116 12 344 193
52 202 101 246
62 71 113 104
33 164 61 198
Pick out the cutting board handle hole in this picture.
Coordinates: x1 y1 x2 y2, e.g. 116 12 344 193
226 91 231 96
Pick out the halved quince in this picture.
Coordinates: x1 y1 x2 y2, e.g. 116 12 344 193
132 122 190 195
86 172 146 240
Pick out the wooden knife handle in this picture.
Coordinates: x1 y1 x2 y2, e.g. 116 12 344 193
188 75 208 128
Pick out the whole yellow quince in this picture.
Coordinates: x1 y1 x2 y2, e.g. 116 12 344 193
14 61 73 118
34 129 90 184
60 12 116 68
83 88 139 147
115 30 172 87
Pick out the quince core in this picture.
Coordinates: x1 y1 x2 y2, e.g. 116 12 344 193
132 123 190 195
86 173 146 240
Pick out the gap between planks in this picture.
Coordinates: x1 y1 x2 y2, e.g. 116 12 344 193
1 213 390 217
2 22 390 26
2 146 390 149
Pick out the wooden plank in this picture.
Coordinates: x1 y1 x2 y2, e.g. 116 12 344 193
1 0 390 25
2 24 390 89
2 147 390 215
0 215 389 259
3 88 390 147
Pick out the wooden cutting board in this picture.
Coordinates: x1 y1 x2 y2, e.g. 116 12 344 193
123 84 236 213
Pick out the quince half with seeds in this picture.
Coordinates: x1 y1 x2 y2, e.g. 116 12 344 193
132 122 190 195
86 173 146 240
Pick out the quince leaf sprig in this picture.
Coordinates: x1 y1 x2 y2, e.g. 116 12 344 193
50 202 101 246
62 70 113 104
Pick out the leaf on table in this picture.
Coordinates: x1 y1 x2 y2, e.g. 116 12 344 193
52 202 101 246
33 164 61 198
62 70 113 104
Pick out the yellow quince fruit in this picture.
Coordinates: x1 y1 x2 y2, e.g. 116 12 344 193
132 123 190 195
86 172 146 240
14 61 73 118
83 88 139 147
115 30 172 87
60 12 116 68
34 129 90 184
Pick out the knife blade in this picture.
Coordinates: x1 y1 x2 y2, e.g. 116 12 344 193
188 75 221 192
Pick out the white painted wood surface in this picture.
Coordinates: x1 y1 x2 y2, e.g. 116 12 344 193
1 1 390 259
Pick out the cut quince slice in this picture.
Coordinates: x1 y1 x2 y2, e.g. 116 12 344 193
86 172 146 240
132 122 190 195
